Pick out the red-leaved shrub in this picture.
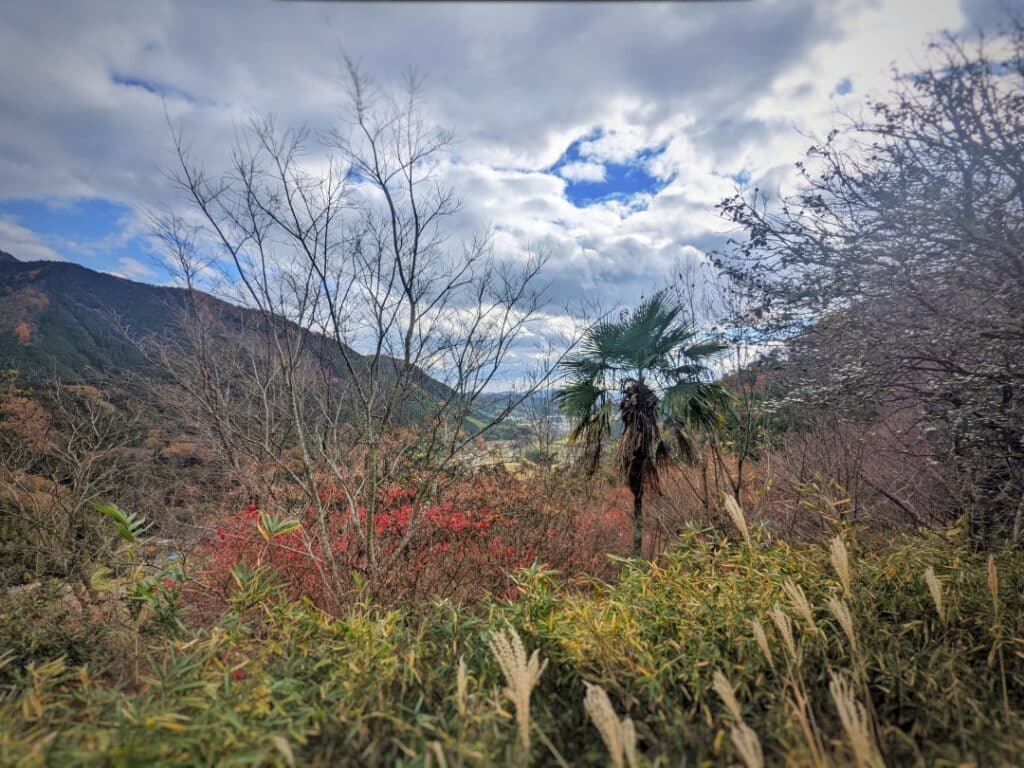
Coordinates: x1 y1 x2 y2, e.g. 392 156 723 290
186 470 631 615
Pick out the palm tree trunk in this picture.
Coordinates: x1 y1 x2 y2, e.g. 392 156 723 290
632 487 643 557
586 437 602 476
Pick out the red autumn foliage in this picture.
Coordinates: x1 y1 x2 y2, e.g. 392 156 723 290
186 471 633 615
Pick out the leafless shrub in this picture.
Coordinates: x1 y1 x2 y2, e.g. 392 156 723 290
0 376 141 599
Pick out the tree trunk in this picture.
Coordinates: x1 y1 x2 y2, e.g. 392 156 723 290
78 572 98 607
620 379 659 558
585 436 602 477
366 435 378 569
1012 491 1024 548
632 487 644 557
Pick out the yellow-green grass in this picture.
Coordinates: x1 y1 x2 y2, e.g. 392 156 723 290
2 525 1023 766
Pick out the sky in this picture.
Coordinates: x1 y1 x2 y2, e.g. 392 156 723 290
0 0 1016 372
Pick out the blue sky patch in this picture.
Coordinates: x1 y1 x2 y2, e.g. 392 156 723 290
1 198 129 243
833 77 853 96
548 129 671 209
0 197 162 281
731 169 752 187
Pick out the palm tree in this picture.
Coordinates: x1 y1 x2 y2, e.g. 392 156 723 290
556 291 731 557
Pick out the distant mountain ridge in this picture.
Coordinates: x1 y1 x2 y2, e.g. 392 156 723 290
0 251 195 380
0 251 428 392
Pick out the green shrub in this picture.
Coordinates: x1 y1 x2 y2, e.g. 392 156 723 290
2 525 1023 766
0 584 124 686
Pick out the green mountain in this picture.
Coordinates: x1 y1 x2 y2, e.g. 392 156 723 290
0 251 436 397
0 251 194 380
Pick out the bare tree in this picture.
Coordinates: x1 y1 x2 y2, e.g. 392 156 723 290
512 342 569 470
0 375 139 600
668 258 774 512
716 25 1024 542
152 64 566 597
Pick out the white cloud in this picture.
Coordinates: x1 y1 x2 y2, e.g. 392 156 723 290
577 118 671 166
110 256 155 281
0 0 1009 382
0 218 63 262
558 160 606 183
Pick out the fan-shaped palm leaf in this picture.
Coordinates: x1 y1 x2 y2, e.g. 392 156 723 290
663 381 733 431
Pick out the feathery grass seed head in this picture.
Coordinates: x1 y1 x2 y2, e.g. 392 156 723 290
923 566 945 623
712 670 743 722
456 655 468 716
783 579 816 632
621 718 637 768
583 682 637 768
829 672 881 768
730 722 764 768
828 596 858 653
987 555 999 616
830 535 852 593
488 625 547 755
770 605 797 660
724 495 751 546
751 619 774 669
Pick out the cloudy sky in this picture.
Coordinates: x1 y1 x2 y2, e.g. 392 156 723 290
0 0 1014 344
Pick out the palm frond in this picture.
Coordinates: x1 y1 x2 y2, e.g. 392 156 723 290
562 356 607 381
580 319 627 361
683 339 730 359
663 381 734 430
664 363 710 378
555 379 602 423
672 425 698 464
556 379 611 444
605 291 685 370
